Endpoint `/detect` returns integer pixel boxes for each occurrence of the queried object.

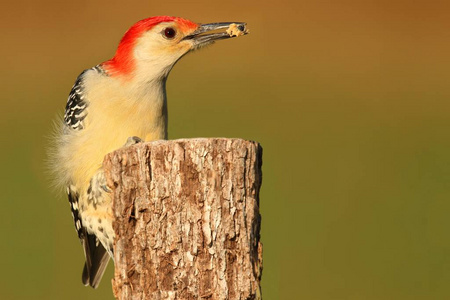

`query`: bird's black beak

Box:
[183,22,248,45]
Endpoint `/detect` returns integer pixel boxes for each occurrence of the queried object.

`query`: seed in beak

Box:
[226,23,248,37]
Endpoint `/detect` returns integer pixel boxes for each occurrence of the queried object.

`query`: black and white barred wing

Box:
[64,70,89,130]
[64,66,110,288]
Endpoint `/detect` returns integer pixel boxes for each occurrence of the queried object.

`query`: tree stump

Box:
[103,138,263,300]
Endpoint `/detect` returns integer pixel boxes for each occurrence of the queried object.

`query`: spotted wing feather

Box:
[64,70,89,130]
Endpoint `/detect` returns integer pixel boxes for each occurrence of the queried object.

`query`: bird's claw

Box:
[101,184,112,193]
[123,136,143,147]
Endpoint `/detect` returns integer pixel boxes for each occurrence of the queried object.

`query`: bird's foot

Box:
[123,136,143,147]
[87,169,112,206]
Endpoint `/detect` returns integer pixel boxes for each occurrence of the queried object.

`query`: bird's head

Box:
[104,16,247,79]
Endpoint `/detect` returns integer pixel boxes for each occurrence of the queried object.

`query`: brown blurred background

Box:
[1,0,450,299]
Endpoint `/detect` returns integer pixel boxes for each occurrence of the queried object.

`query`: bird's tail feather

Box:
[81,233,111,289]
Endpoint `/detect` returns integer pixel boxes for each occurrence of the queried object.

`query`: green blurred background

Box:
[1,0,450,299]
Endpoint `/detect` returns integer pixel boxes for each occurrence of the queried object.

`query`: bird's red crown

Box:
[104,16,198,75]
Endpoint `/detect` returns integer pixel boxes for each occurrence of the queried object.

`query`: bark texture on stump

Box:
[103,138,263,300]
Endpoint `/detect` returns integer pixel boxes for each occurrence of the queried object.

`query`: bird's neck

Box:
[101,62,171,140]
[134,77,168,141]
[132,64,173,139]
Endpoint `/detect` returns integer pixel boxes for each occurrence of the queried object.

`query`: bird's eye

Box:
[164,27,176,39]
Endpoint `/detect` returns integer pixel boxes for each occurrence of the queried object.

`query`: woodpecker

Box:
[50,16,248,288]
